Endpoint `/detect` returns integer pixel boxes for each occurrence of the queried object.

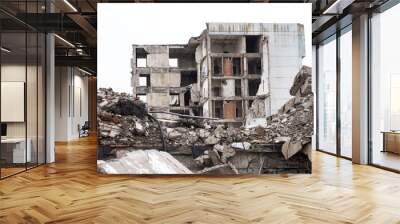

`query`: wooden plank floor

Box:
[1,136,400,224]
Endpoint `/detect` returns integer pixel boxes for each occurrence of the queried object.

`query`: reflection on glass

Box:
[1,32,27,177]
[318,36,337,154]
[27,31,38,169]
[38,33,46,165]
[371,4,400,171]
[0,1,47,179]
[340,29,352,158]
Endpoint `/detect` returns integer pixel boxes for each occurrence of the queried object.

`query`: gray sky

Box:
[98,3,312,93]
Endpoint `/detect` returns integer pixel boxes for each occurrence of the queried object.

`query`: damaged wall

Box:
[145,46,169,68]
[205,23,305,120]
[150,72,181,87]
[131,23,306,127]
[210,36,245,53]
[132,44,198,114]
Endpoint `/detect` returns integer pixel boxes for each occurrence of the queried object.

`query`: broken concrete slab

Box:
[97,149,192,174]
[204,135,220,145]
[231,142,251,150]
[281,140,303,160]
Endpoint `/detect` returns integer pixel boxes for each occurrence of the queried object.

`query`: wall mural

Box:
[97,5,312,175]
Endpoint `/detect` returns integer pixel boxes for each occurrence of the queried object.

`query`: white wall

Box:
[1,63,46,163]
[55,67,89,141]
[267,25,305,114]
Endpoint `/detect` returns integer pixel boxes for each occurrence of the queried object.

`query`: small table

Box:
[1,138,31,163]
[381,131,400,154]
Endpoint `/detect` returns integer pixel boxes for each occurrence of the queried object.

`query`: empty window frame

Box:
[137,58,147,67]
[235,80,242,96]
[232,57,241,76]
[249,99,254,108]
[169,58,178,67]
[170,94,180,106]
[212,86,222,97]
[210,37,242,53]
[139,74,150,87]
[236,101,243,118]
[136,47,148,67]
[212,57,222,76]
[180,71,197,87]
[247,57,261,74]
[213,100,223,119]
[245,36,260,53]
[211,80,222,97]
[248,79,261,96]
[184,91,191,106]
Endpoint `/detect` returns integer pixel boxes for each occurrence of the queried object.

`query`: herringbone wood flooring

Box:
[1,136,400,224]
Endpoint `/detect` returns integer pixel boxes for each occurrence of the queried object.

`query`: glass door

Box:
[370,3,400,171]
[317,35,337,155]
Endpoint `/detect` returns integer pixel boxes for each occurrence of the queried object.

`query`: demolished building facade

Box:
[97,64,313,174]
[97,22,312,175]
[131,23,305,126]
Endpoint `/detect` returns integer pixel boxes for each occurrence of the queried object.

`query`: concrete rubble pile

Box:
[265,65,313,160]
[97,66,313,174]
[97,88,162,147]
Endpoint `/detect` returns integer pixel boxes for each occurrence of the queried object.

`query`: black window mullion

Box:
[36,0,39,167]
[0,25,2,179]
[315,45,320,151]
[336,28,341,157]
[25,0,28,171]
[367,11,373,165]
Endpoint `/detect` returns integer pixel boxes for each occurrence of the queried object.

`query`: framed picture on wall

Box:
[97,3,313,175]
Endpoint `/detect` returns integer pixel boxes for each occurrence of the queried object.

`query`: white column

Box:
[46,32,55,163]
[352,14,369,164]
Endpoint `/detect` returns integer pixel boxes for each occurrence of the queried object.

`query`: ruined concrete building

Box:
[131,23,305,126]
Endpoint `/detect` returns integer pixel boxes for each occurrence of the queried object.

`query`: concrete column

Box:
[46,32,55,163]
[131,47,137,96]
[206,34,212,117]
[242,57,248,117]
[352,14,369,164]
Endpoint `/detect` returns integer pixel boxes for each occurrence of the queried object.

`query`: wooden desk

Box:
[1,138,31,163]
[382,131,400,154]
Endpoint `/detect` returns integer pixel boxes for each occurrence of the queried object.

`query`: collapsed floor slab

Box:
[97,149,192,174]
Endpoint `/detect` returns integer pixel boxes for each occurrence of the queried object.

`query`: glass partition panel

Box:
[1,31,27,177]
[27,30,38,169]
[317,36,337,154]
[339,28,352,158]
[371,4,400,171]
[0,1,46,179]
